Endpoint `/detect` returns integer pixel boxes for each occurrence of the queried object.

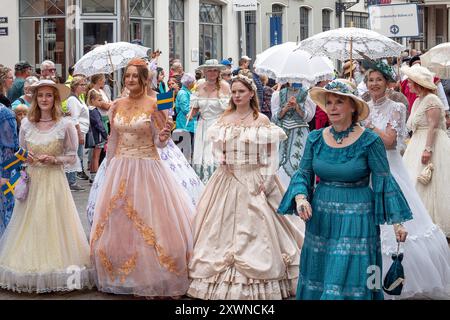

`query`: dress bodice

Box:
[191,94,230,121]
[207,121,287,167]
[407,94,446,132]
[113,109,160,160]
[366,96,408,152]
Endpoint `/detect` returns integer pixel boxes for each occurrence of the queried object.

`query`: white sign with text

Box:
[369,4,419,37]
[232,0,257,12]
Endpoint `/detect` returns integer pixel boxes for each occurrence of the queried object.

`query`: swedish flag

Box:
[157,90,175,111]
[2,170,21,197]
[1,148,28,172]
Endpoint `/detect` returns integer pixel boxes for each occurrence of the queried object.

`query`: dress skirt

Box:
[298,182,384,300]
[403,128,450,236]
[90,156,194,297]
[188,164,304,300]
[0,165,94,293]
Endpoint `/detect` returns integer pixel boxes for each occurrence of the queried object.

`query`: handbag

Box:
[383,243,405,296]
[417,162,433,185]
[84,130,96,149]
[14,169,30,202]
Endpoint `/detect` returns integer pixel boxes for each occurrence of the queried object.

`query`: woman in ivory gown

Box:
[187,75,304,300]
[364,63,450,299]
[90,58,194,297]
[402,64,450,238]
[0,80,94,293]
[190,59,231,183]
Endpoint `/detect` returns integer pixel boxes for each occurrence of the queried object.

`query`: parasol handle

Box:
[349,21,354,82]
[349,37,353,81]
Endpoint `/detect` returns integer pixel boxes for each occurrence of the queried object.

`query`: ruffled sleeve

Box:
[58,119,78,165]
[422,94,444,112]
[367,134,412,225]
[277,129,322,215]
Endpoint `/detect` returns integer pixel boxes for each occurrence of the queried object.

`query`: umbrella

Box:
[297,27,405,62]
[73,41,151,77]
[254,42,335,87]
[420,42,450,79]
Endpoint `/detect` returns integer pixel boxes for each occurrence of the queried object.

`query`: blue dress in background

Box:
[0,104,18,237]
[278,128,412,300]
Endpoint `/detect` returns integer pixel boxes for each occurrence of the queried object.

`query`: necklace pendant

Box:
[336,138,343,144]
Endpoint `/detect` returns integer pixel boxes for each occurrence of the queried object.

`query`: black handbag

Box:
[383,242,405,296]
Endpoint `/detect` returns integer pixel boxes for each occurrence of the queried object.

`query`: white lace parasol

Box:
[420,42,450,79]
[297,27,406,61]
[254,42,335,87]
[73,42,150,77]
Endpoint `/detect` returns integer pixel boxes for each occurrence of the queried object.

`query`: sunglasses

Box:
[222,73,232,76]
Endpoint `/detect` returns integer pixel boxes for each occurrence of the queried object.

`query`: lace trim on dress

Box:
[207,121,287,144]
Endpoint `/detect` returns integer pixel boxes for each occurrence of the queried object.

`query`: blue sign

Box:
[270,16,282,47]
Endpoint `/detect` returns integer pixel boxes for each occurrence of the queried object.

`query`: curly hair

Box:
[0,66,12,94]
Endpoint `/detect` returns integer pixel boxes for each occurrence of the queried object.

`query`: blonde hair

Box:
[70,75,86,91]
[28,86,63,123]
[86,88,102,106]
[0,66,12,94]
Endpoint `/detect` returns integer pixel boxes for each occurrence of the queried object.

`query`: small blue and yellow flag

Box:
[1,148,28,172]
[2,170,21,197]
[157,90,175,111]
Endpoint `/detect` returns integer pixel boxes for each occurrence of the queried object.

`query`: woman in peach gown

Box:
[90,58,194,297]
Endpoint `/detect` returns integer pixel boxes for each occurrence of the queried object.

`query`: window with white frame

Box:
[81,0,115,14]
[169,0,185,65]
[322,9,331,32]
[199,2,223,64]
[19,0,66,77]
[130,0,155,49]
[300,7,310,40]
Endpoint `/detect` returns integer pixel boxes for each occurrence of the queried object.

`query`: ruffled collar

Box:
[372,95,388,106]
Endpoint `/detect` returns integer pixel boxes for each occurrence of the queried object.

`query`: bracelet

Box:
[394,223,404,227]
[295,194,307,202]
[424,146,433,153]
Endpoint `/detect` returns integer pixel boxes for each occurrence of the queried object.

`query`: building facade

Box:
[0,0,447,78]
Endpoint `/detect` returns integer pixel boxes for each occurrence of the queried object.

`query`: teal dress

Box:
[278,128,412,300]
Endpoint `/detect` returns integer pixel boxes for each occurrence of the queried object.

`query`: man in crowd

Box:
[7,61,32,102]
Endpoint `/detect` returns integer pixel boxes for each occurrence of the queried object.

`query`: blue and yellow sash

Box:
[1,148,28,197]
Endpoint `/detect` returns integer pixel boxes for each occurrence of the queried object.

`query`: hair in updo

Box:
[124,58,149,93]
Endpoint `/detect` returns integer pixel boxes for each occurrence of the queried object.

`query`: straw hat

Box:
[309,78,370,121]
[400,64,437,91]
[343,61,356,75]
[30,79,71,100]
[197,59,227,71]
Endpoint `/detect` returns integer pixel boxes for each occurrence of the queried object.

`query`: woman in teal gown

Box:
[278,79,412,300]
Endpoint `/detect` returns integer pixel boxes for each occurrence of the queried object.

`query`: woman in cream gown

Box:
[0,80,94,293]
[402,65,450,237]
[188,75,304,300]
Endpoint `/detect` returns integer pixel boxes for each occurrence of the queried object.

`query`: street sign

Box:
[232,0,257,12]
[369,4,419,38]
[0,27,8,36]
[0,17,7,24]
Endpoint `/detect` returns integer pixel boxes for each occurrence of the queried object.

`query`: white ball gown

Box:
[367,97,450,299]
